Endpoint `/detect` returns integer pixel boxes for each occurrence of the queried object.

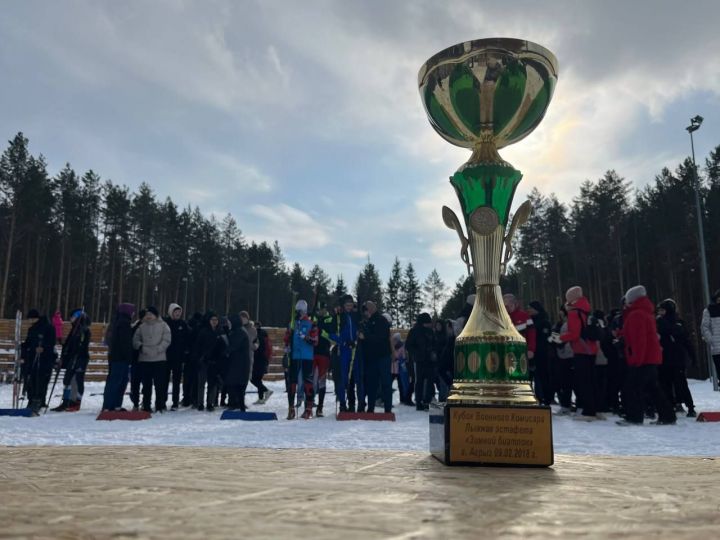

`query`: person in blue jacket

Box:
[330,294,361,413]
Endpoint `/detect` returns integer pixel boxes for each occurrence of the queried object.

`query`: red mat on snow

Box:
[336,412,395,421]
[96,410,152,421]
[696,412,720,422]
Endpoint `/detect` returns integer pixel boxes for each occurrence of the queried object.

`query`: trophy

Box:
[419,38,558,466]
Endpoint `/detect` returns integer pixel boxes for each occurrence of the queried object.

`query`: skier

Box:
[132,306,172,413]
[102,303,135,411]
[284,299,317,419]
[657,299,696,417]
[52,310,91,412]
[330,294,360,413]
[165,303,190,411]
[21,309,56,415]
[312,303,334,417]
[617,286,676,426]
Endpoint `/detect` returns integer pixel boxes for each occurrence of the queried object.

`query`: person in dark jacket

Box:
[52,310,91,412]
[405,312,435,411]
[251,321,273,405]
[193,311,220,411]
[312,306,334,416]
[182,312,203,407]
[102,303,135,411]
[225,313,251,410]
[657,299,696,417]
[528,301,552,406]
[617,286,676,426]
[359,301,393,414]
[438,320,455,402]
[551,306,574,413]
[606,307,626,414]
[165,303,190,411]
[21,309,57,415]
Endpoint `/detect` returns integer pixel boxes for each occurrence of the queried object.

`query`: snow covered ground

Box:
[2,379,720,456]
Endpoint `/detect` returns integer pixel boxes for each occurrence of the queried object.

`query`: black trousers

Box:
[607,357,626,411]
[713,355,720,382]
[534,354,552,405]
[183,359,198,406]
[130,360,142,407]
[624,365,676,424]
[414,362,435,407]
[555,357,573,408]
[141,361,168,411]
[659,363,694,409]
[167,360,183,407]
[365,355,393,413]
[573,354,596,416]
[251,358,268,398]
[197,363,218,408]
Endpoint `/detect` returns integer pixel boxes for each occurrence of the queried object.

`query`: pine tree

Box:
[400,262,422,326]
[422,269,446,317]
[385,257,402,326]
[440,275,474,320]
[355,260,383,310]
[332,275,348,306]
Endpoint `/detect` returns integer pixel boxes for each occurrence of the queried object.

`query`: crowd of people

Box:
[15,283,720,424]
[505,284,720,425]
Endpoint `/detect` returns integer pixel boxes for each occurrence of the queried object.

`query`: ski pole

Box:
[45,365,61,414]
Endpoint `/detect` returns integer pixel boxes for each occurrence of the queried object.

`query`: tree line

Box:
[0,132,448,327]
[441,144,720,376]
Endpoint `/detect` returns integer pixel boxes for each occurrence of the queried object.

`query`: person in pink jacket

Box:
[52,310,64,344]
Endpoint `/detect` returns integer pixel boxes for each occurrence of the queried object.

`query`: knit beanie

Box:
[624,285,647,306]
[117,303,135,317]
[27,308,40,319]
[146,306,159,317]
[294,301,307,314]
[529,301,545,313]
[565,286,583,304]
[417,312,432,325]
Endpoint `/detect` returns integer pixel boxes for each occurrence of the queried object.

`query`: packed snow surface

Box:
[2,380,720,456]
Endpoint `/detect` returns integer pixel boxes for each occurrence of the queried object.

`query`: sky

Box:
[1,0,720,293]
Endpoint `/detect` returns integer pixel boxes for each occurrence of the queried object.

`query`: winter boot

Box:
[51,399,70,412]
[687,407,697,418]
[287,406,296,420]
[316,406,324,417]
[301,400,313,419]
[263,389,274,403]
[66,399,81,412]
[339,402,348,413]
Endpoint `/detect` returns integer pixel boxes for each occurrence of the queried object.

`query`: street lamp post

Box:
[686,114,716,389]
[182,277,189,313]
[255,267,261,320]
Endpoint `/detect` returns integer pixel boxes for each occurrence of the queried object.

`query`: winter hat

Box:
[27,308,40,319]
[624,285,647,306]
[239,310,250,321]
[146,306,159,317]
[529,301,545,313]
[167,303,182,317]
[117,303,135,317]
[70,308,84,320]
[417,312,432,325]
[229,313,242,330]
[295,300,308,313]
[659,299,677,315]
[565,286,583,304]
[466,294,476,305]
[341,294,354,305]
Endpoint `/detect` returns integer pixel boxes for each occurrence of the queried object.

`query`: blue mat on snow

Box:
[0,408,34,417]
[220,410,278,421]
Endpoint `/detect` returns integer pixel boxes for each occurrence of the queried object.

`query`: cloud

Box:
[347,249,369,259]
[248,203,331,249]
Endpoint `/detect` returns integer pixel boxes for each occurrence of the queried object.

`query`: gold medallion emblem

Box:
[520,354,528,375]
[505,352,517,374]
[485,351,500,373]
[467,351,480,374]
[455,351,466,374]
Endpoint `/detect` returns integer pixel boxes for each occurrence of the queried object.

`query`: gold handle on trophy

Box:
[442,206,472,276]
[501,200,532,274]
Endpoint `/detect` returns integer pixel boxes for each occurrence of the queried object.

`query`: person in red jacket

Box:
[503,293,536,358]
[617,286,676,426]
[558,286,600,421]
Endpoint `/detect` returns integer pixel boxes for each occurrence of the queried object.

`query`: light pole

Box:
[182,276,188,312]
[686,114,715,389]
[255,266,261,320]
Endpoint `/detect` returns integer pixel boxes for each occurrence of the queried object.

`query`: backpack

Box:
[579,311,603,342]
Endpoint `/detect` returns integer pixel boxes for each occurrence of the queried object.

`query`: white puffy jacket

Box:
[701,304,720,356]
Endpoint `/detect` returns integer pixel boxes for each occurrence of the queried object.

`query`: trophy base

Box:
[430,399,554,467]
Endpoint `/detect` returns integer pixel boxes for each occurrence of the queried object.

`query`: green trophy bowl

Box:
[419,38,558,466]
[419,37,558,155]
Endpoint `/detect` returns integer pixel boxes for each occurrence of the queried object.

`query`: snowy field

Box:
[2,379,720,456]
